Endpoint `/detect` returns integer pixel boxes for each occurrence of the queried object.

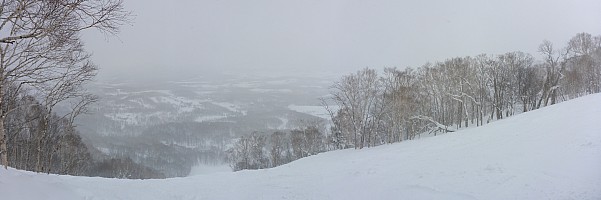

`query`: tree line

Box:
[0,0,146,178]
[227,123,328,171]
[325,32,601,149]
[3,85,165,178]
[3,88,91,175]
[227,32,600,171]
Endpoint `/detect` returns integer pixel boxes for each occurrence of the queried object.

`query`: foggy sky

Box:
[82,0,601,80]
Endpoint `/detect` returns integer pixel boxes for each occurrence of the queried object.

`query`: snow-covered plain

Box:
[2,94,601,200]
[288,104,338,119]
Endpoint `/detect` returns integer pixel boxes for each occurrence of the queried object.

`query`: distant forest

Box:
[228,32,601,171]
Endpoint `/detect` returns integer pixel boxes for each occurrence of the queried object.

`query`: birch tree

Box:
[323,32,599,151]
[564,33,601,96]
[329,68,382,148]
[537,40,571,108]
[0,0,130,169]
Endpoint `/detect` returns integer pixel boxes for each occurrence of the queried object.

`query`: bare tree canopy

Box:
[325,33,601,149]
[0,0,131,169]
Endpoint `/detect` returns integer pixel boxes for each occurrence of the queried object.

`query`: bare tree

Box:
[536,40,571,108]
[380,67,418,142]
[269,131,287,167]
[228,136,251,171]
[329,68,382,149]
[564,33,601,95]
[322,32,600,152]
[0,0,130,169]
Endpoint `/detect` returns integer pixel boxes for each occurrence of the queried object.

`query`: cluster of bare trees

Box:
[326,33,601,149]
[228,125,327,171]
[228,33,600,170]
[2,89,92,175]
[0,0,129,172]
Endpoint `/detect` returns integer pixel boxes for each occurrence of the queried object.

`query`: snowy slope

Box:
[2,94,601,200]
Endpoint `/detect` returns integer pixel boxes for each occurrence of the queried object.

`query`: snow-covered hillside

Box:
[2,94,601,200]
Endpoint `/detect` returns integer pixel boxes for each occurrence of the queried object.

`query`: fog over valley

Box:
[1,0,600,199]
[73,73,335,177]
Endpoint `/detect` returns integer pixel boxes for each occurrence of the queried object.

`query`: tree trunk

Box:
[0,91,7,169]
[0,115,7,169]
[36,117,48,172]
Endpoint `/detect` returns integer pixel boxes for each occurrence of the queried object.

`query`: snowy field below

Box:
[2,94,601,200]
[288,104,339,119]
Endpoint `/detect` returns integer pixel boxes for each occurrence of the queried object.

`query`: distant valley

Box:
[72,73,337,177]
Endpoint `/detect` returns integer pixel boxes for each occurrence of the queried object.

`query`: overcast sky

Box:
[82,0,601,80]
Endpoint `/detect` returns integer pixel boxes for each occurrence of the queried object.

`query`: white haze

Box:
[81,0,601,81]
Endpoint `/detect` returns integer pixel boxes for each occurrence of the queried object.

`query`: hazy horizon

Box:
[82,0,601,81]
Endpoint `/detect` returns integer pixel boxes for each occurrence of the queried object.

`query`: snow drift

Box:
[1,94,601,200]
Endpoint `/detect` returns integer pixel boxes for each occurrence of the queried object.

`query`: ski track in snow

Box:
[2,94,601,200]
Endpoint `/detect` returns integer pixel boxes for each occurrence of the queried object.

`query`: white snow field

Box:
[2,94,601,200]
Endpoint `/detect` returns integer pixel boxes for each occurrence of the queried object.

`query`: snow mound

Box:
[2,94,601,200]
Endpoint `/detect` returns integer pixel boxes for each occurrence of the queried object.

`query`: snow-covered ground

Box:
[194,115,228,122]
[188,164,231,176]
[2,94,601,200]
[288,104,338,119]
